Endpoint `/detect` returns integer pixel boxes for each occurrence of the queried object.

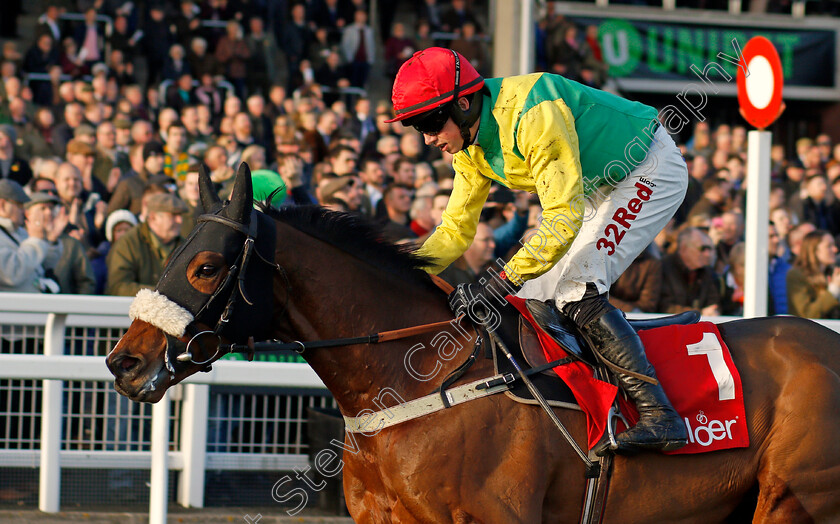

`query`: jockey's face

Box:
[418,97,477,154]
[422,117,465,154]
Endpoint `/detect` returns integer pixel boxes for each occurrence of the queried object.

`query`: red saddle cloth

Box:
[508,297,749,454]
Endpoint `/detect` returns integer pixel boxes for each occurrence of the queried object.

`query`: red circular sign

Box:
[737,36,784,130]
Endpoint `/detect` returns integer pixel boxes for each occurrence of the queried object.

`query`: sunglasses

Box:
[410,105,450,136]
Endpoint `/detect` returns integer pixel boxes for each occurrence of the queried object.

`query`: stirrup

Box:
[591,406,630,456]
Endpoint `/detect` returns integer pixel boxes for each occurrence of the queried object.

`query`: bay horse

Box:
[107,164,840,522]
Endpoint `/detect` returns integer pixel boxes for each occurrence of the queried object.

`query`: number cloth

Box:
[638,322,749,454]
[511,296,749,453]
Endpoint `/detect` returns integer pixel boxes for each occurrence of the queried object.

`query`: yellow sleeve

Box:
[504,100,584,284]
[415,153,491,274]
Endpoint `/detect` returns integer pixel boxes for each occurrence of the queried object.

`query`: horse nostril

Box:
[119,356,140,374]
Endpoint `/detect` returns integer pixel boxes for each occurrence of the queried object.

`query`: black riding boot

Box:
[580,308,687,455]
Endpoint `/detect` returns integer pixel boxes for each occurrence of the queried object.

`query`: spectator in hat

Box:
[113,118,132,155]
[73,123,97,145]
[0,180,65,293]
[106,193,188,296]
[91,209,138,295]
[318,174,352,208]
[0,125,33,187]
[108,142,167,216]
[332,174,365,213]
[26,192,95,295]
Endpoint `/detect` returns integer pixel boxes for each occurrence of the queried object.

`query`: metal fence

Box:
[0,293,331,523]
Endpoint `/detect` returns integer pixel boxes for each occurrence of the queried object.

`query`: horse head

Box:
[106,163,278,402]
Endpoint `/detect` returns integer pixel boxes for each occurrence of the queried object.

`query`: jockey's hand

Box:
[447,272,521,328]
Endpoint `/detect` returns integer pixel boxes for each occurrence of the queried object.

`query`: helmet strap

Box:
[450,90,483,146]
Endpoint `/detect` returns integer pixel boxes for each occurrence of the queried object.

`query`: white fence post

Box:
[744,130,771,318]
[178,383,209,508]
[149,392,170,524]
[39,313,65,513]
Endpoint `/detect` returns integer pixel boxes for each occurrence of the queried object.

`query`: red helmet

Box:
[386,47,485,123]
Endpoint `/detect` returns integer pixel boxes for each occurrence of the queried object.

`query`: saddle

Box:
[491,299,700,408]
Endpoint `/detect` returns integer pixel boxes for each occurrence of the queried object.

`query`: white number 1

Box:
[685,332,735,401]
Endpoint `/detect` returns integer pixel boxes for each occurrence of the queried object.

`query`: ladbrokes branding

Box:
[683,411,739,447]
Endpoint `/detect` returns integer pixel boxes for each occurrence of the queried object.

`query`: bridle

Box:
[162,207,290,378]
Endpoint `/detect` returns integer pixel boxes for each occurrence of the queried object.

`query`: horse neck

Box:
[273,222,473,416]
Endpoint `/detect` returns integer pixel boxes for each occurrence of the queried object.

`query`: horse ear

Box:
[198,163,220,212]
[227,162,253,225]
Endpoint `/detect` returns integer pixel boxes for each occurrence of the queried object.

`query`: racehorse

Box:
[107,164,840,523]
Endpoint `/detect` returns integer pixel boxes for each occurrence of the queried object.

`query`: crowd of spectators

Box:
[0,1,837,322]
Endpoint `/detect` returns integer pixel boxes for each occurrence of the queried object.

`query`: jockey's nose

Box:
[423,133,436,146]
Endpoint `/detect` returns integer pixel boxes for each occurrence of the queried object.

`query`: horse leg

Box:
[753,363,840,523]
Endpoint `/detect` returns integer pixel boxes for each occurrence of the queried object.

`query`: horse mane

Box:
[260,204,443,294]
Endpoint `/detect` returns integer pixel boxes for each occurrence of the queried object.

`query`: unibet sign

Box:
[591,17,833,87]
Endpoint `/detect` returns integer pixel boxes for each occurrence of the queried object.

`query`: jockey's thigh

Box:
[519,125,688,309]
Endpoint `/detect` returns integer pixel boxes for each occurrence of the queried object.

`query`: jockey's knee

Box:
[562,283,615,328]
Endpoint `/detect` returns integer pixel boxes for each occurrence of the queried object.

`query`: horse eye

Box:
[196,264,218,278]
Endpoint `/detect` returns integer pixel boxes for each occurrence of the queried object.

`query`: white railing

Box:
[0,293,327,524]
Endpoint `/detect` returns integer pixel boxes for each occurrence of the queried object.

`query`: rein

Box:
[219,318,462,359]
[218,276,463,358]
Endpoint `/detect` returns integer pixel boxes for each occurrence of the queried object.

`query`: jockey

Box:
[387,47,689,455]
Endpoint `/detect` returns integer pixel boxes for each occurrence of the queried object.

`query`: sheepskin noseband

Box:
[129,289,195,338]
